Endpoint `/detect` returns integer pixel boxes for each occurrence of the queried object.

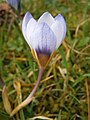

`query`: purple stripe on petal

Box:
[30,22,57,54]
[36,46,51,56]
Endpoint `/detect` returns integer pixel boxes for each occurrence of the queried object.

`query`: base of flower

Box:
[37,53,50,67]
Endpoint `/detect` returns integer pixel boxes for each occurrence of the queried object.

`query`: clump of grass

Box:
[0,0,90,120]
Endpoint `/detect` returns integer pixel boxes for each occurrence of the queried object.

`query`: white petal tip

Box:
[38,11,54,26]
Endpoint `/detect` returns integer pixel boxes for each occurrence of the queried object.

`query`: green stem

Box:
[10,67,44,117]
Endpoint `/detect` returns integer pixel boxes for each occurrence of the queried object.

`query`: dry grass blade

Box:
[41,75,54,83]
[27,116,53,120]
[75,18,90,37]
[85,80,90,120]
[89,96,90,120]
[88,91,90,120]
[2,86,12,115]
[57,66,67,80]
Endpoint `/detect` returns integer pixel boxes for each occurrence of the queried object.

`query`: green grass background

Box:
[0,0,90,120]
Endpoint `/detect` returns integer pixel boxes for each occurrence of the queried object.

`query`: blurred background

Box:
[0,0,90,120]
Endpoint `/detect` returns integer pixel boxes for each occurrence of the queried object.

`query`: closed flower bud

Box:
[22,12,66,68]
[6,0,21,13]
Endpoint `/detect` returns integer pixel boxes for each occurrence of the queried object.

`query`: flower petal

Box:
[38,12,55,27]
[26,18,37,47]
[7,0,20,11]
[29,22,57,54]
[51,14,66,48]
[22,12,33,42]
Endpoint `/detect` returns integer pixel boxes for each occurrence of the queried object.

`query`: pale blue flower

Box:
[6,0,20,13]
[22,12,66,67]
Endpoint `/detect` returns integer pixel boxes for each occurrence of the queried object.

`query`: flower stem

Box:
[10,67,44,117]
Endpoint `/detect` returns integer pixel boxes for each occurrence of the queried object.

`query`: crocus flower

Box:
[22,12,66,68]
[10,12,66,117]
[6,0,20,13]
